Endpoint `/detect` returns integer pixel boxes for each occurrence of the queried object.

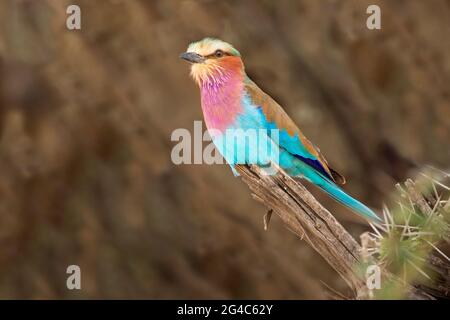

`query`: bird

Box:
[180,37,380,221]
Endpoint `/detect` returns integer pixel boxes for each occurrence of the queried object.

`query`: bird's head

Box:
[180,38,244,86]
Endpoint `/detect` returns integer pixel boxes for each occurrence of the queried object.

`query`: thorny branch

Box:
[236,164,436,299]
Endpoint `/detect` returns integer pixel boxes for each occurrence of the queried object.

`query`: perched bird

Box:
[180,37,379,221]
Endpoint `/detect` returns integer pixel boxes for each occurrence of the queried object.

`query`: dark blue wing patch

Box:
[293,154,334,181]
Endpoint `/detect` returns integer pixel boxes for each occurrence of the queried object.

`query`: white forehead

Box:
[187,38,239,57]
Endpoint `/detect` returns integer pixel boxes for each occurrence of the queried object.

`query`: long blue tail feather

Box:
[315,176,381,221]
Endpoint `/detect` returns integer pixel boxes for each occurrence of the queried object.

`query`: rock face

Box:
[0,0,448,298]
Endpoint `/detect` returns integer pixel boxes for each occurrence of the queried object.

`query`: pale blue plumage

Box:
[214,83,380,221]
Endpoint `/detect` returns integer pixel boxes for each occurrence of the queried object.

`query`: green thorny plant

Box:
[359,167,450,299]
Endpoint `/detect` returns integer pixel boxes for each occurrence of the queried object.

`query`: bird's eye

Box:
[214,50,224,58]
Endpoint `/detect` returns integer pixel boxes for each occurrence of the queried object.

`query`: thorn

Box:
[264,209,273,231]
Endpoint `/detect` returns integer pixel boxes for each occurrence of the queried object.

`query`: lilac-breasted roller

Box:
[180,38,379,221]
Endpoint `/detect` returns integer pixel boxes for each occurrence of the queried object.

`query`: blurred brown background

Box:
[0,0,449,299]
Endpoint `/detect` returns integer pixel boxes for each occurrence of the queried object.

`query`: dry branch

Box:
[236,164,434,299]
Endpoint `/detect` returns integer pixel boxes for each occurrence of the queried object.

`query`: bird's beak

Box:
[179,52,205,64]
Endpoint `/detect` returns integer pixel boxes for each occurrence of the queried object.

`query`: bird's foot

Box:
[230,165,240,177]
